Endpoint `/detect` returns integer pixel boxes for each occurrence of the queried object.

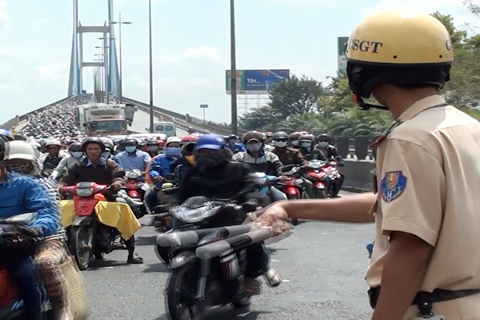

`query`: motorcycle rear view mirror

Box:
[113,170,126,178]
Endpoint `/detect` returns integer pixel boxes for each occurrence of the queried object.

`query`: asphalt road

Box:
[130,109,188,137]
[82,192,375,320]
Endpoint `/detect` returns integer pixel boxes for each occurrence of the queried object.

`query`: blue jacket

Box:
[114,150,152,171]
[225,143,246,154]
[0,172,59,236]
[149,155,176,179]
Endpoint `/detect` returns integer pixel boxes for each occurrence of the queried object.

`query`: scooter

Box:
[302,160,329,199]
[61,171,130,270]
[123,169,149,219]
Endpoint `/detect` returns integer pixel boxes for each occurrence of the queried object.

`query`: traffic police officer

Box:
[253,10,480,320]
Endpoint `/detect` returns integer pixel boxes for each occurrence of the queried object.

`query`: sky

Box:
[0,0,476,124]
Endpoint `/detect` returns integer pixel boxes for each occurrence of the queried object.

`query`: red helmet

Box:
[181,134,200,145]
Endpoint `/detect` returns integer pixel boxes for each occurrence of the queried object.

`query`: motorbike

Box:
[146,169,178,232]
[156,196,287,320]
[61,171,130,270]
[251,172,299,225]
[251,172,279,205]
[321,161,343,198]
[122,169,149,219]
[0,213,52,320]
[302,160,329,199]
[276,165,308,200]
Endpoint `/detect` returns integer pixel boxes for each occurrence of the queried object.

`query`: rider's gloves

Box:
[16,225,44,238]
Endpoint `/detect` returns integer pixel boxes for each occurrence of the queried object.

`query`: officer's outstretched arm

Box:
[279,192,376,223]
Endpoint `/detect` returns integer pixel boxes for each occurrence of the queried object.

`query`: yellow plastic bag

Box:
[61,200,141,239]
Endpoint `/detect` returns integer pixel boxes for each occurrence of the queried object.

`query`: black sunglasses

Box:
[273,138,287,142]
[318,140,328,142]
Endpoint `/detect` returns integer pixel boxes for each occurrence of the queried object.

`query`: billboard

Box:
[225,69,290,94]
[338,37,349,78]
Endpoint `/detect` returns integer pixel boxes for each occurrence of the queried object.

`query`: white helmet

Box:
[45,139,61,148]
[4,141,37,161]
[166,136,181,146]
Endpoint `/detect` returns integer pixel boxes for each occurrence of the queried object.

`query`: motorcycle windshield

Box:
[171,203,222,223]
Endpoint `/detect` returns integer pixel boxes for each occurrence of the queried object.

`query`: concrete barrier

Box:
[339,159,375,193]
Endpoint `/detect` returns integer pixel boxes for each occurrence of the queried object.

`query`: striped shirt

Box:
[38,176,67,241]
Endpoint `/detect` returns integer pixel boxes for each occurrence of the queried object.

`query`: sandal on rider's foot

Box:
[243,278,262,296]
[127,254,144,264]
[263,267,282,288]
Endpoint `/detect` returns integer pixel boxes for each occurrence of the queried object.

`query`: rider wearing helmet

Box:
[233,131,283,177]
[100,137,115,159]
[298,134,322,161]
[170,134,200,180]
[316,134,344,166]
[225,134,246,154]
[147,136,182,184]
[3,140,73,320]
[114,137,151,171]
[59,137,143,264]
[41,139,63,177]
[0,135,59,320]
[145,138,161,157]
[271,131,308,166]
[288,132,302,149]
[50,142,85,180]
[175,133,281,296]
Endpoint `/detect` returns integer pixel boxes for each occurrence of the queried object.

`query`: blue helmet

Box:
[195,134,225,151]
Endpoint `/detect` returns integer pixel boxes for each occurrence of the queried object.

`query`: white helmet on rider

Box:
[45,139,62,148]
[4,141,37,161]
[166,136,181,146]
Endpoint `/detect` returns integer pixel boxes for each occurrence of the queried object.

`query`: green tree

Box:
[268,75,328,117]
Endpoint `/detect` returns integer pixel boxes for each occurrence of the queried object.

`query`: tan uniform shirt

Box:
[366,95,480,293]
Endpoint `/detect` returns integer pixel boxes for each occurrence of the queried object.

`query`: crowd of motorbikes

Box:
[0,128,346,320]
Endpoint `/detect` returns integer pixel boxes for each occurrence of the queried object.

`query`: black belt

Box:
[368,287,480,316]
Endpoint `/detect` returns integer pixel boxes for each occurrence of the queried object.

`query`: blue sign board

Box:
[226,69,290,94]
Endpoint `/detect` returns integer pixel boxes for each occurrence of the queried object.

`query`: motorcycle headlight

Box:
[76,188,94,197]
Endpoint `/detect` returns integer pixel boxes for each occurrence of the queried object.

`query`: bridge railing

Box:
[121,96,248,136]
[1,96,74,130]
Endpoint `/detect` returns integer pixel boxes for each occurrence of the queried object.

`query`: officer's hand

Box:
[253,203,290,235]
[110,183,122,192]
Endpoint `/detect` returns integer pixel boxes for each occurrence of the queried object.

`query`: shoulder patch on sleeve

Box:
[381,170,407,203]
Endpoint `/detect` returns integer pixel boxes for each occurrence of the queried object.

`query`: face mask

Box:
[185,155,196,165]
[195,150,227,167]
[246,142,262,152]
[6,163,34,175]
[148,146,159,152]
[70,151,83,159]
[165,147,181,157]
[300,142,312,148]
[274,141,287,148]
[291,141,299,147]
[318,142,328,148]
[102,151,111,159]
[125,146,137,153]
